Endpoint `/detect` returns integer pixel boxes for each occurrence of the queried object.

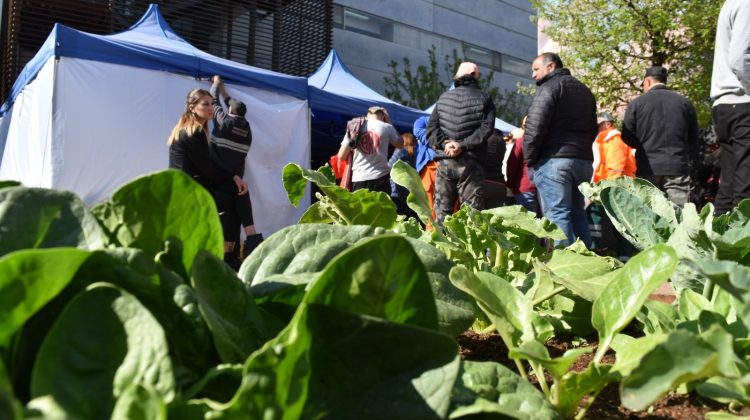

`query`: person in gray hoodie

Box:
[711,0,750,214]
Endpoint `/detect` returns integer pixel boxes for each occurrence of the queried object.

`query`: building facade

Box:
[331,0,537,106]
[0,0,332,103]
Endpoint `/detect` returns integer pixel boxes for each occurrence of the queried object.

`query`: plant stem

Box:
[480,324,496,334]
[593,336,611,365]
[533,285,567,307]
[494,244,505,269]
[702,278,714,300]
[531,362,551,398]
[575,386,605,420]
[514,359,529,381]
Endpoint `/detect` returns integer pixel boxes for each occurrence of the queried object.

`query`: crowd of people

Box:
[166,0,749,268]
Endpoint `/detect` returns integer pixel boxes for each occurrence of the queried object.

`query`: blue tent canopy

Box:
[308,50,427,131]
[1,4,308,116]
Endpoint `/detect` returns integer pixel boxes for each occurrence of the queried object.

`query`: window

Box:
[464,45,493,68]
[333,4,343,28]
[342,8,393,41]
[502,55,531,78]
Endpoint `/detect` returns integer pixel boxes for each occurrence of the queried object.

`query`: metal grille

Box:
[1,0,332,103]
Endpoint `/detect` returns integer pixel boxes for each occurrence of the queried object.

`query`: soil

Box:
[457,330,747,419]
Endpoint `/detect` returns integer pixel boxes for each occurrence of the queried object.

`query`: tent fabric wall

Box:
[0,4,311,236]
[1,57,309,236]
[0,59,56,187]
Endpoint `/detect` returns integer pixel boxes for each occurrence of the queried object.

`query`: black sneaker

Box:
[243,233,264,259]
[223,252,241,271]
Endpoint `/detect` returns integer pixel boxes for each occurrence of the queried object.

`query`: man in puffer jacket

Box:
[524,52,597,248]
[427,62,496,225]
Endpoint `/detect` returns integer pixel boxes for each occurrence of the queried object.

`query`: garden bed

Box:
[458,331,742,419]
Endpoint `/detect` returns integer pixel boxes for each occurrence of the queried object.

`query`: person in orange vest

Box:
[592,111,636,182]
[589,111,637,259]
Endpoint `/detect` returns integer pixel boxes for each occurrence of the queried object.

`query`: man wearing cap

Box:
[426,62,496,224]
[210,75,262,269]
[622,66,698,206]
[711,0,750,214]
[524,52,597,248]
[337,106,402,194]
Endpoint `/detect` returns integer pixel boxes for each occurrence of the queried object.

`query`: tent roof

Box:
[1,4,307,115]
[308,49,426,130]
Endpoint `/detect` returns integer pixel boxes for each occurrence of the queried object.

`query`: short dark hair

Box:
[539,52,564,69]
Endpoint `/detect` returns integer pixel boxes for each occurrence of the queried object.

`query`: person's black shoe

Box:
[223,252,241,271]
[243,233,264,259]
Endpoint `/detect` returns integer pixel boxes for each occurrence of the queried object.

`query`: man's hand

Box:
[212,75,222,85]
[444,140,462,157]
[233,175,248,196]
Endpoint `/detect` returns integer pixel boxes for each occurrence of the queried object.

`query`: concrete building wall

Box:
[331,0,537,102]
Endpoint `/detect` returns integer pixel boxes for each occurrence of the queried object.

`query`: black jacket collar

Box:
[536,68,571,86]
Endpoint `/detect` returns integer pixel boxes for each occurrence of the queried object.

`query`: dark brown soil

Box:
[457,331,746,419]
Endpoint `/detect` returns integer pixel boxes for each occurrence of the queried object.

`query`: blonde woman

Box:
[168,88,247,267]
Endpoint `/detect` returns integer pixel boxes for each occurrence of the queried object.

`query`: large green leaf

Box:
[303,235,438,330]
[191,251,280,364]
[111,384,167,420]
[697,377,750,406]
[620,328,727,411]
[707,200,750,263]
[483,205,567,241]
[241,224,475,337]
[282,163,397,228]
[95,170,224,273]
[591,244,678,361]
[0,186,105,257]
[554,363,613,418]
[581,178,677,250]
[0,248,91,346]
[637,299,679,335]
[390,160,435,228]
[215,304,460,419]
[610,333,668,377]
[31,285,175,419]
[450,267,554,351]
[449,360,560,419]
[691,259,750,302]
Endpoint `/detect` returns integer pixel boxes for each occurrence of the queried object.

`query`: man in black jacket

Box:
[427,62,496,225]
[622,66,698,206]
[524,52,597,248]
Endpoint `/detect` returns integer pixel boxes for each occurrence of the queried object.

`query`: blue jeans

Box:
[533,158,593,248]
[515,191,538,214]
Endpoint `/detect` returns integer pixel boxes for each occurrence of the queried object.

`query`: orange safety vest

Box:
[592,127,636,183]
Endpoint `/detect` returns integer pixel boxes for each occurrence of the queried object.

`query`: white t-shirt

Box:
[341,119,400,182]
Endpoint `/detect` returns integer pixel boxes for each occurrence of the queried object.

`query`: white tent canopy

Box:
[0,4,310,236]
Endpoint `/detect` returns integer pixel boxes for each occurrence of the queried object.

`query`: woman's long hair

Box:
[168,88,211,145]
[402,132,415,157]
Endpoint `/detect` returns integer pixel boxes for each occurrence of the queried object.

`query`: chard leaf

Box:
[390,159,436,229]
[450,267,554,350]
[0,186,105,257]
[509,341,591,380]
[298,201,334,224]
[449,360,560,419]
[95,170,224,274]
[483,205,566,241]
[678,288,713,321]
[282,163,397,228]
[31,285,175,419]
[303,235,438,329]
[621,328,728,410]
[697,377,750,406]
[0,248,91,346]
[637,299,679,335]
[242,224,475,337]
[0,180,21,189]
[191,251,280,364]
[592,244,678,361]
[610,333,668,377]
[554,363,613,419]
[111,384,167,420]
[691,259,750,302]
[216,305,460,419]
[183,364,243,403]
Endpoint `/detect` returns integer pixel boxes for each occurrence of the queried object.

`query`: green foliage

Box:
[531,0,721,126]
[383,45,531,125]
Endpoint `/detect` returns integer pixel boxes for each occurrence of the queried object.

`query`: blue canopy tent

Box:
[0,4,310,235]
[307,49,427,169]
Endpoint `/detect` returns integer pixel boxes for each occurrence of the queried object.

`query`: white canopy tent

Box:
[0,4,310,236]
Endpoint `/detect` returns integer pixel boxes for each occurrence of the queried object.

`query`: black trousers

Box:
[713,102,750,214]
[351,174,390,195]
[213,181,254,240]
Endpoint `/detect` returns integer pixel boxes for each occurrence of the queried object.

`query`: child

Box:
[209,75,263,266]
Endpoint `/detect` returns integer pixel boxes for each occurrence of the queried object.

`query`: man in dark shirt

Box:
[524,52,597,247]
[622,66,698,207]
